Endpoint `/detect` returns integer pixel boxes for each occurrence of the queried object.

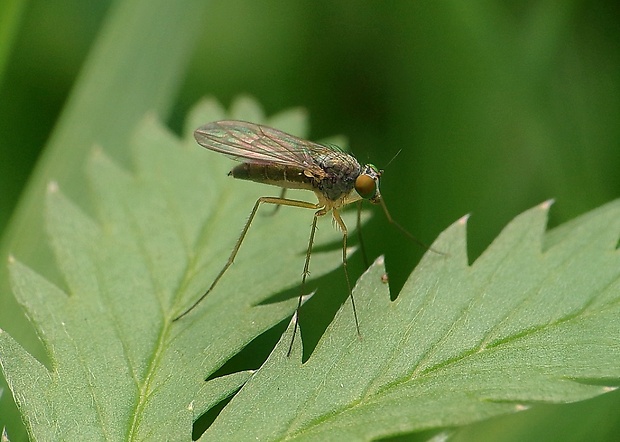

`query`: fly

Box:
[174,120,423,356]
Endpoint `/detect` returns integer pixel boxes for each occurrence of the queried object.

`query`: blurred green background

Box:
[1,0,618,440]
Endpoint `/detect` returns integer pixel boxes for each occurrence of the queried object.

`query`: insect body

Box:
[174,120,406,356]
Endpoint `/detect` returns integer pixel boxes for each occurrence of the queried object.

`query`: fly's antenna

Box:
[384,149,402,169]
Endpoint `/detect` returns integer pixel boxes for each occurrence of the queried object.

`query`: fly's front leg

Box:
[174,196,320,321]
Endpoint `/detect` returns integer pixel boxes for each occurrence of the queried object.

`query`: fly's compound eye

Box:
[355,174,377,199]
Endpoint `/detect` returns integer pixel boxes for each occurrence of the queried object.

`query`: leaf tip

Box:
[281,310,304,360]
[458,213,471,225]
[143,111,159,124]
[91,144,104,157]
[300,290,315,305]
[540,199,555,210]
[47,181,59,194]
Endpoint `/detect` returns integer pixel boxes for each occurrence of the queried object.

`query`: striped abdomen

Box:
[229,162,317,192]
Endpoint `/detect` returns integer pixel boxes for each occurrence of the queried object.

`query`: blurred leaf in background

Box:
[1,0,619,440]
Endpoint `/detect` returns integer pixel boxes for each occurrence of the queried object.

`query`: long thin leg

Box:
[267,188,287,215]
[356,201,369,268]
[378,197,445,255]
[332,209,361,338]
[287,208,325,356]
[174,196,321,321]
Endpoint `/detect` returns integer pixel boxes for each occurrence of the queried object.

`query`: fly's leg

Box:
[266,188,287,216]
[356,201,369,268]
[378,197,445,256]
[333,209,361,338]
[287,207,326,357]
[174,196,321,321]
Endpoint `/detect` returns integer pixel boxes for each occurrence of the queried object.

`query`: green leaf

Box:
[2,97,619,440]
[0,0,27,88]
[0,97,349,440]
[202,200,620,441]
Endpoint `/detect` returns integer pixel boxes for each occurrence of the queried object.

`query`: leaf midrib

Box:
[125,175,236,439]
[283,293,619,440]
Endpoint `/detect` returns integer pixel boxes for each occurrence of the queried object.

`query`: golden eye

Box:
[355,174,376,199]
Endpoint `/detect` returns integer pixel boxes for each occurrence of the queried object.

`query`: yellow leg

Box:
[356,201,369,268]
[378,197,445,255]
[332,209,361,338]
[174,196,321,321]
[287,207,327,356]
[266,188,287,216]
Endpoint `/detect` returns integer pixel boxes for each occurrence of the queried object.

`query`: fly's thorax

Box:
[314,150,362,202]
[229,162,316,191]
[354,164,383,204]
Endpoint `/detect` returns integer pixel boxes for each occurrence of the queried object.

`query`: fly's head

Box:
[355,164,383,204]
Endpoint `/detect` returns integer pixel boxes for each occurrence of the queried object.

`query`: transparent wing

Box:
[194,120,348,176]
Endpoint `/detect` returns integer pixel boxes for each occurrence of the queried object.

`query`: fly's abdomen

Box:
[229,163,316,191]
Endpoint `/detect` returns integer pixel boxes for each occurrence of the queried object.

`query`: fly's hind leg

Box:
[265,188,287,216]
[174,196,321,321]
